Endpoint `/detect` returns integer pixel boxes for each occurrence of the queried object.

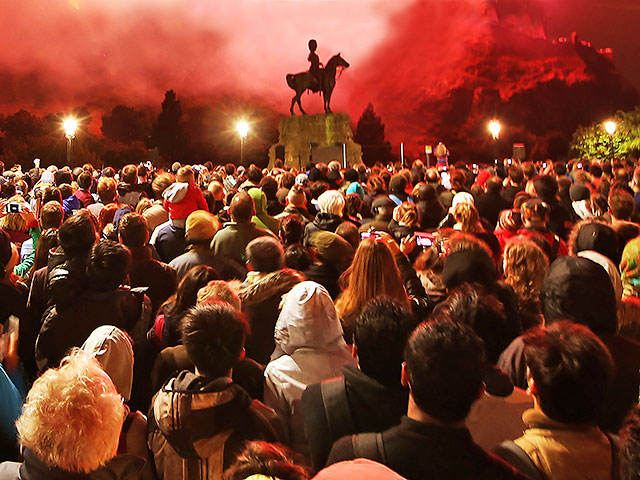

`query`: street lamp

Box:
[236,120,249,165]
[605,120,617,161]
[489,120,501,164]
[63,117,78,165]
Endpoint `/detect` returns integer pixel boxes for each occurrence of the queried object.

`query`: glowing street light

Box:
[489,120,501,140]
[605,120,617,161]
[236,120,249,164]
[604,120,617,136]
[63,117,78,165]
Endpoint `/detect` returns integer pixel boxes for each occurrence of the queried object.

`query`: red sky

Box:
[0,0,638,143]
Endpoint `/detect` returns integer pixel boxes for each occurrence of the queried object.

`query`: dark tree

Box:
[102,105,150,144]
[150,90,185,164]
[0,110,47,139]
[354,103,393,166]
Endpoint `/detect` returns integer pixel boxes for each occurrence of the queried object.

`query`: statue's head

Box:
[308,39,317,51]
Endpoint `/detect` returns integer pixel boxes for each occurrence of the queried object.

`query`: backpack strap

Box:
[320,377,355,441]
[351,432,387,464]
[494,440,544,480]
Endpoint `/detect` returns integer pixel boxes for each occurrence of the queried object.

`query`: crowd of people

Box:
[1,155,640,479]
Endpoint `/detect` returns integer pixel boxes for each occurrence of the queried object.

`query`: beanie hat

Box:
[575,222,620,265]
[388,174,407,194]
[287,187,307,208]
[310,231,354,267]
[541,256,617,334]
[570,183,591,202]
[295,173,309,186]
[577,250,622,305]
[186,210,219,243]
[442,249,497,289]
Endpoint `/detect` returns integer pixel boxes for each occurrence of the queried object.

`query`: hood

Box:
[153,372,251,459]
[248,188,267,215]
[313,212,343,232]
[82,325,134,401]
[271,281,346,359]
[163,182,190,204]
[238,269,305,307]
[577,250,622,305]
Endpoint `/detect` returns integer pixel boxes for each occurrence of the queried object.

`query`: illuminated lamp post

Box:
[236,120,249,165]
[605,120,617,162]
[63,117,78,165]
[489,120,501,164]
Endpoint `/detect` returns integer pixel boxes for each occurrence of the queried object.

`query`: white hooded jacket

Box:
[264,281,356,456]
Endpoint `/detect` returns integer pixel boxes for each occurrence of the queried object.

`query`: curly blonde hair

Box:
[452,203,482,233]
[503,238,549,307]
[396,202,420,227]
[16,351,124,473]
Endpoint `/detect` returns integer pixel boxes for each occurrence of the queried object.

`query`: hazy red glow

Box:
[0,0,638,155]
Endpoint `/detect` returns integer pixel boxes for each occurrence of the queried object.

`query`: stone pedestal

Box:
[269,113,362,170]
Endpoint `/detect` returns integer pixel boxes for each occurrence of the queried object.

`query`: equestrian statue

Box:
[286,39,350,115]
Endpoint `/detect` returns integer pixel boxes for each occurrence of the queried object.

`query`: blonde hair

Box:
[396,202,419,227]
[135,197,154,215]
[16,351,124,473]
[503,238,549,306]
[0,212,27,232]
[335,238,410,331]
[452,203,482,233]
[177,166,195,183]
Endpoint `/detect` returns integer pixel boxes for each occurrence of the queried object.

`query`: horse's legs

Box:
[297,94,306,115]
[324,89,333,113]
[290,96,296,115]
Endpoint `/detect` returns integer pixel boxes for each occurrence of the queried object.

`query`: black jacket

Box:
[327,416,527,480]
[302,364,408,471]
[303,213,344,246]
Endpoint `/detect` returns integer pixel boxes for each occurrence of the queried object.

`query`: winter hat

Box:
[578,250,622,305]
[450,192,474,211]
[287,186,307,208]
[310,231,354,267]
[620,237,640,297]
[442,249,497,289]
[295,173,309,187]
[388,174,407,194]
[575,221,620,265]
[540,256,617,334]
[186,210,219,243]
[82,325,134,401]
[570,183,591,202]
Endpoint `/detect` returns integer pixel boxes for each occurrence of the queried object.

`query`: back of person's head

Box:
[58,183,73,200]
[486,176,502,194]
[185,210,220,244]
[335,221,359,251]
[523,321,613,424]
[502,237,549,304]
[354,298,417,385]
[442,242,497,289]
[452,202,481,233]
[177,166,195,183]
[54,169,73,186]
[246,236,285,272]
[508,166,524,185]
[279,215,305,246]
[181,302,249,378]
[97,177,117,204]
[317,190,345,216]
[541,256,617,334]
[223,441,309,480]
[58,210,97,258]
[77,171,93,190]
[121,164,138,184]
[225,163,236,176]
[284,244,312,272]
[230,191,255,222]
[434,283,510,365]
[40,201,64,229]
[532,175,558,202]
[168,265,219,316]
[152,172,175,199]
[620,406,640,480]
[610,190,635,221]
[197,280,241,311]
[404,320,485,423]
[568,219,620,264]
[450,170,466,191]
[42,186,63,205]
[118,212,149,248]
[396,202,419,227]
[16,351,124,473]
[247,165,263,184]
[553,162,567,177]
[86,239,132,292]
[521,198,550,226]
[280,172,295,190]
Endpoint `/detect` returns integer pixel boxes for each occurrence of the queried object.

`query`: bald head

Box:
[230,191,255,222]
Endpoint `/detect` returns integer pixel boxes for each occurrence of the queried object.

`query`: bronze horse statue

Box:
[286,53,350,115]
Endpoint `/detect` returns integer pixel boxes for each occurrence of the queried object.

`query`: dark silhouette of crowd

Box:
[2,155,640,479]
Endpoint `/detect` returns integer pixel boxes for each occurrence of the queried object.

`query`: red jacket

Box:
[162,182,208,220]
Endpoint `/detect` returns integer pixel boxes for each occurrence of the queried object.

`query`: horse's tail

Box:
[286,73,296,89]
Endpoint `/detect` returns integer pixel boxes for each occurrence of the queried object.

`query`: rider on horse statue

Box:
[307,39,323,93]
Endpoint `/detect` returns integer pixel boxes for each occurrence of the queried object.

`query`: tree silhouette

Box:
[150,90,185,164]
[102,105,150,144]
[354,103,392,166]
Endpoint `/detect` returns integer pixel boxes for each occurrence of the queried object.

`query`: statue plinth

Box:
[269,113,362,170]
